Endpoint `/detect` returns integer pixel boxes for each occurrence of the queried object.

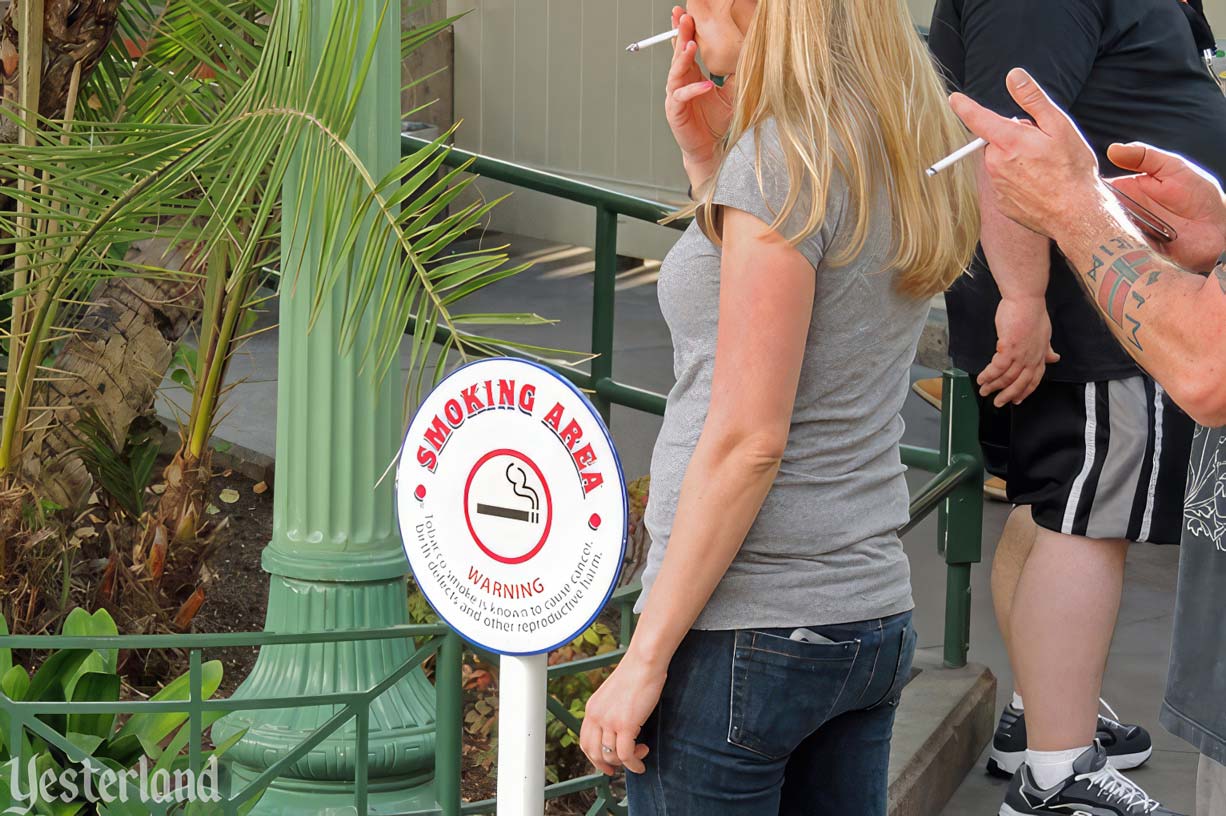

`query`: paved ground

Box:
[163,231,1198,814]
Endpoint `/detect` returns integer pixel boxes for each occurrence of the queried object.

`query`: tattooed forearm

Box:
[1048,197,1226,422]
[1077,238,1163,352]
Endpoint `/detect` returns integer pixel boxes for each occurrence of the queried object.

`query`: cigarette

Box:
[626,28,679,53]
[925,137,987,177]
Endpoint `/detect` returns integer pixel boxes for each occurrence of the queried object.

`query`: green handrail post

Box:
[619,598,635,648]
[7,700,22,772]
[355,706,370,816]
[591,204,619,422]
[938,370,984,668]
[436,630,464,816]
[189,648,202,778]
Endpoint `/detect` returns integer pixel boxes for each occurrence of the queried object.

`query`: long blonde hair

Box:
[694,0,978,299]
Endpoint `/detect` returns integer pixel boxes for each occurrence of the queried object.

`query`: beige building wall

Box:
[1210,0,1226,31]
[447,0,692,259]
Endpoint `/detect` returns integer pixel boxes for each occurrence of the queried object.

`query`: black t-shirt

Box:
[929,0,1226,381]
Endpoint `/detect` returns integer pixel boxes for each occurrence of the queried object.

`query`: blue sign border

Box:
[394,357,630,657]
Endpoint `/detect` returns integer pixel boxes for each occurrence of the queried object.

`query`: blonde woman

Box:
[578,1,978,812]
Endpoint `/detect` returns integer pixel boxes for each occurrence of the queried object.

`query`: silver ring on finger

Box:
[601,745,614,754]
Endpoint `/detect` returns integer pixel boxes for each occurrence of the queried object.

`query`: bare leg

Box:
[1009,526,1128,750]
[990,506,1038,698]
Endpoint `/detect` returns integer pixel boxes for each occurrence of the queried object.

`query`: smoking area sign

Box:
[396,358,628,815]
[395,357,627,656]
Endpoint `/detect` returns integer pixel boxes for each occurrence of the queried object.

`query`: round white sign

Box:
[395,358,628,655]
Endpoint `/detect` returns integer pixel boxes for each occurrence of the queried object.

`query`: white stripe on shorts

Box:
[1062,382,1099,535]
[1137,383,1165,543]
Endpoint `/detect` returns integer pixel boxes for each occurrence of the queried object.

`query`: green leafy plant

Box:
[73,412,162,520]
[0,608,241,814]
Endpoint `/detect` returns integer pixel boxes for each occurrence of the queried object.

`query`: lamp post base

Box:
[224,763,439,816]
[213,573,438,814]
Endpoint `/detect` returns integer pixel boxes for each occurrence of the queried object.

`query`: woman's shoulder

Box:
[724,119,783,168]
[717,119,849,225]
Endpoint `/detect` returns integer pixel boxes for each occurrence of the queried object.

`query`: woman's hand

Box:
[578,653,666,775]
[665,6,735,193]
[1107,142,1226,273]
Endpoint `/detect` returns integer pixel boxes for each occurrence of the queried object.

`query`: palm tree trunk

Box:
[21,243,201,510]
[0,0,121,144]
[0,2,205,513]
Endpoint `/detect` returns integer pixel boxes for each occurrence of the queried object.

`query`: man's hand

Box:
[979,297,1060,406]
[949,68,1106,241]
[1107,142,1226,273]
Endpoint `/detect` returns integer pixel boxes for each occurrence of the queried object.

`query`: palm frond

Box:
[0,0,582,477]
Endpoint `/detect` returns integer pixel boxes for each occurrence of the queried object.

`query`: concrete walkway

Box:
[163,231,1198,814]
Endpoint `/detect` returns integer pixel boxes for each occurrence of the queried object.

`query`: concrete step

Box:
[889,655,997,816]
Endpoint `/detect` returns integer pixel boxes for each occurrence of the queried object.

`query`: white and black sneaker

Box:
[988,699,1153,778]
[999,742,1184,815]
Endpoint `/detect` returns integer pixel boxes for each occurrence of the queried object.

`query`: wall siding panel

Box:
[448,0,691,259]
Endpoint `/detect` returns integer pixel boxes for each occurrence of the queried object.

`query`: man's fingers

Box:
[1106,141,1187,179]
[1045,346,1061,363]
[980,361,1023,397]
[996,369,1037,406]
[1107,142,1154,175]
[949,92,1018,146]
[1004,68,1073,137]
[977,354,1010,387]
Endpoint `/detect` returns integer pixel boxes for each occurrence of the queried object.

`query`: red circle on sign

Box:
[463,449,553,564]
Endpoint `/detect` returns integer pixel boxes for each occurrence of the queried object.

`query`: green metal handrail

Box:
[2,625,464,816]
[0,595,648,816]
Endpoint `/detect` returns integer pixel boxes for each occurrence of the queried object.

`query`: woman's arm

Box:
[579,206,817,775]
[628,207,815,665]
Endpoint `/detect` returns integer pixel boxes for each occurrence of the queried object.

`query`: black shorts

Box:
[976,377,1194,545]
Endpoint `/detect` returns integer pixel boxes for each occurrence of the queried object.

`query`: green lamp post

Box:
[211,1,438,812]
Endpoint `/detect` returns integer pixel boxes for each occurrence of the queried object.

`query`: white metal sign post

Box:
[396,358,628,816]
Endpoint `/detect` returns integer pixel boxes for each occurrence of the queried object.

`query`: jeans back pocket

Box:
[866,622,918,710]
[727,630,861,760]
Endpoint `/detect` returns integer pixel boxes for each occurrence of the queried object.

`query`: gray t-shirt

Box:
[1162,423,1226,765]
[638,121,926,630]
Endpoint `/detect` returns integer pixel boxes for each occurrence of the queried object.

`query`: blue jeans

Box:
[626,611,917,816]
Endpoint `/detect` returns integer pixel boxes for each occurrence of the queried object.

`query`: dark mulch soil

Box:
[191,465,274,698]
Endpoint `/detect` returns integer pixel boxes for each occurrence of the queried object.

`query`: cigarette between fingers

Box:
[925,118,1021,177]
[925,137,988,177]
[626,28,680,53]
